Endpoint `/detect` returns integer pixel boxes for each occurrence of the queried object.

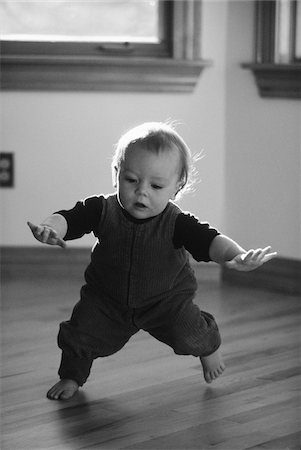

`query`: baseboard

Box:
[1,246,219,277]
[222,256,301,295]
[0,246,90,266]
[2,247,300,295]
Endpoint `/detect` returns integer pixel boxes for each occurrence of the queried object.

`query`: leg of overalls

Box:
[57,285,138,386]
[134,292,221,358]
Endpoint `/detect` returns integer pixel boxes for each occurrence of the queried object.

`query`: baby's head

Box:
[113,122,194,194]
[112,122,196,219]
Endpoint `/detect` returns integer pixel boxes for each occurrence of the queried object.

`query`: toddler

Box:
[28,122,277,400]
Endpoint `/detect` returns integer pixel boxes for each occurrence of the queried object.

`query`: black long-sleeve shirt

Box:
[56,195,219,262]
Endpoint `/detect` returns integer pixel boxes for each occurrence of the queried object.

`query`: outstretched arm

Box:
[27,214,67,248]
[209,234,277,272]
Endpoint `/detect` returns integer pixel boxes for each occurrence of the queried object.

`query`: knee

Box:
[171,321,221,357]
[58,320,98,359]
[58,320,130,359]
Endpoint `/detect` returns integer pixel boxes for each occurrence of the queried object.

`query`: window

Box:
[0,1,209,92]
[1,1,170,57]
[1,1,160,43]
[243,0,301,98]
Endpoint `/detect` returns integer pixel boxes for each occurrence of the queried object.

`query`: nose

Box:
[136,181,148,196]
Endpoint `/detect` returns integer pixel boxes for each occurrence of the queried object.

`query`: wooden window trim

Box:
[242,0,301,99]
[0,1,211,93]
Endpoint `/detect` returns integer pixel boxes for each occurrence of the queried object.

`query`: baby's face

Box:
[117,147,182,219]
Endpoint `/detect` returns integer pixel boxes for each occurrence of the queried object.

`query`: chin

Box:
[131,209,153,219]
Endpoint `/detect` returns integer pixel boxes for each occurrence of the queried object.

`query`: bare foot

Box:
[47,379,79,400]
[200,349,225,383]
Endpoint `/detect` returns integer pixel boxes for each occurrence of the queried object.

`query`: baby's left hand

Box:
[225,246,277,272]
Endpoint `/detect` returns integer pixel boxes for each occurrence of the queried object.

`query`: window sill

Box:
[1,55,212,93]
[242,63,301,99]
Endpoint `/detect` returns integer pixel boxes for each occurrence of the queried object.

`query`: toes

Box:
[205,373,213,383]
[211,371,218,381]
[60,392,71,400]
[59,392,72,400]
[47,382,62,400]
[204,366,225,383]
[46,388,54,399]
[204,371,214,383]
[47,389,69,400]
[60,389,76,400]
[47,391,57,400]
[217,366,225,375]
[47,389,60,400]
[47,380,79,400]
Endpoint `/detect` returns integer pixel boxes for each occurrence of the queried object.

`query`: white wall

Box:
[0,1,227,249]
[225,1,301,259]
[1,1,300,259]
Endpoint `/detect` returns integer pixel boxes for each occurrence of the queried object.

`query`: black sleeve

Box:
[173,212,220,262]
[54,195,104,240]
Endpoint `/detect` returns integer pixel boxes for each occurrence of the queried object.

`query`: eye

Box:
[125,177,137,183]
[152,184,163,190]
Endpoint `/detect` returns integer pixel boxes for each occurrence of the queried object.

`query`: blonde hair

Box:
[112,122,198,198]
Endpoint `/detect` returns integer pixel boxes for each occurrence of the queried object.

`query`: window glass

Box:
[295,0,301,58]
[276,0,301,62]
[0,1,207,92]
[277,0,291,62]
[243,0,301,98]
[0,0,159,43]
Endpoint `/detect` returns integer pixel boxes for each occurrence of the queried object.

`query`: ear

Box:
[112,166,118,188]
[172,181,183,199]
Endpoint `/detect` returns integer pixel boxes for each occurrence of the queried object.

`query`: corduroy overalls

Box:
[57,195,221,386]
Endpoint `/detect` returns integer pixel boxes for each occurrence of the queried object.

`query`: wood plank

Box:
[245,431,301,449]
[1,251,300,449]
[222,255,301,295]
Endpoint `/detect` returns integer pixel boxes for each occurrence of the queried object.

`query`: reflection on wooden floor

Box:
[1,258,300,449]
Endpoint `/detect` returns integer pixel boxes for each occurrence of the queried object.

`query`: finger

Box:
[262,252,278,263]
[57,238,66,248]
[256,247,274,263]
[258,246,272,258]
[49,230,66,248]
[252,248,263,260]
[27,221,37,232]
[27,221,41,233]
[27,221,45,237]
[241,250,254,262]
[41,228,51,243]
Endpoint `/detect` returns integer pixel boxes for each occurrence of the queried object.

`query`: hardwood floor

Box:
[1,257,300,449]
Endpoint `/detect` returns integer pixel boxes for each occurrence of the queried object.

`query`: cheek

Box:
[119,181,132,199]
[164,187,177,200]
[155,191,172,205]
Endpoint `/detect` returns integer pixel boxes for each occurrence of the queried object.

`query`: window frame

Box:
[242,0,301,99]
[1,1,172,58]
[0,0,210,93]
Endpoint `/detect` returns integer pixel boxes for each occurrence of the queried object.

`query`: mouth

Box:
[134,202,147,209]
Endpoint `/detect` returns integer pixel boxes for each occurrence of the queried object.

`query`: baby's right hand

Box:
[27,221,66,248]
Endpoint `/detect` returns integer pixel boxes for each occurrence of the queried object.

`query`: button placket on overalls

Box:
[126,223,138,306]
